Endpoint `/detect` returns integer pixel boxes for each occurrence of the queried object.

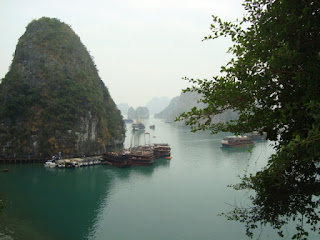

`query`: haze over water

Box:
[1,117,316,240]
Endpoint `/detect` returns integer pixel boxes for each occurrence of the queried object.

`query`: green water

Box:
[0,118,316,240]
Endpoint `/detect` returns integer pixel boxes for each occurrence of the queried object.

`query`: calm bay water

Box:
[0,117,316,240]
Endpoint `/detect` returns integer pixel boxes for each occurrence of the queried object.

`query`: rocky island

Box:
[0,17,125,160]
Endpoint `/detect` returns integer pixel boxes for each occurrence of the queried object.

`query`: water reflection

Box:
[0,165,113,240]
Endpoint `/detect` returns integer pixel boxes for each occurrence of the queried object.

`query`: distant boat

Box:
[149,125,155,129]
[221,136,254,148]
[132,117,145,131]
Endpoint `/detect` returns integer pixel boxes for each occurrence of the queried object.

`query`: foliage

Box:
[0,17,125,159]
[0,71,42,121]
[177,0,320,238]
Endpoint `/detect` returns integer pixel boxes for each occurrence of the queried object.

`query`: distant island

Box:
[155,92,238,124]
[117,96,170,118]
[0,17,125,160]
[145,97,170,114]
[128,106,149,119]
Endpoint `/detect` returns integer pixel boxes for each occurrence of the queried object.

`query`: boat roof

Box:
[153,143,169,146]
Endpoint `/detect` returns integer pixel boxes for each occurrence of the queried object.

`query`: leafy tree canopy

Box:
[177,0,320,239]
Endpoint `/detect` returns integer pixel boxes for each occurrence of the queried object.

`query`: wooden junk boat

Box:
[102,151,132,168]
[221,136,254,148]
[132,117,145,131]
[129,146,155,166]
[153,143,171,158]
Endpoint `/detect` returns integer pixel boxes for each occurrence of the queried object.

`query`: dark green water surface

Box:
[0,118,315,240]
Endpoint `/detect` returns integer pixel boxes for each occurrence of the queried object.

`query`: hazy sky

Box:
[0,0,245,108]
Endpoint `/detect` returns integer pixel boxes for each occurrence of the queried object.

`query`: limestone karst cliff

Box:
[0,17,125,159]
[127,106,149,119]
[154,96,179,119]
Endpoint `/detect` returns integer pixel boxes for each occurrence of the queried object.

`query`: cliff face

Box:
[155,92,205,121]
[0,17,125,159]
[145,97,170,114]
[154,96,179,119]
[127,106,149,119]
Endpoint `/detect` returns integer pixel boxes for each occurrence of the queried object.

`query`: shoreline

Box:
[0,155,102,165]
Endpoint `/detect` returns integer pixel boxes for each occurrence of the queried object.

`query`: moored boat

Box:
[57,162,65,168]
[44,160,56,168]
[102,151,132,168]
[153,143,171,158]
[129,147,154,166]
[221,136,254,148]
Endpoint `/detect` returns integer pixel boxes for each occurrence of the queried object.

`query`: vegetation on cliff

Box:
[0,17,125,159]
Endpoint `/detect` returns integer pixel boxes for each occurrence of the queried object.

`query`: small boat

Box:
[149,125,155,129]
[221,136,254,148]
[132,117,145,131]
[57,162,65,168]
[44,160,56,168]
[72,162,80,168]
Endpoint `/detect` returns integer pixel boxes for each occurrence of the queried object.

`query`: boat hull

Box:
[102,152,132,168]
[221,143,254,148]
[103,160,131,168]
[44,161,56,168]
[221,136,254,148]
